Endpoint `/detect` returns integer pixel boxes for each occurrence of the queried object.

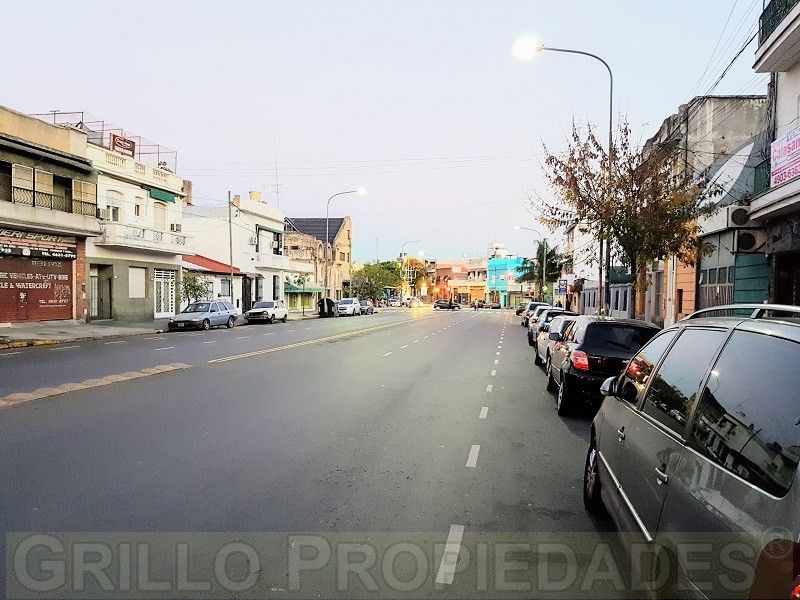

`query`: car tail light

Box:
[571,350,590,371]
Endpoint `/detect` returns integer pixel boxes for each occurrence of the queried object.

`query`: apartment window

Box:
[35,169,53,194]
[128,267,146,299]
[707,268,718,285]
[717,267,727,285]
[221,278,232,297]
[621,289,628,313]
[699,270,707,285]
[728,266,735,285]
[134,204,141,217]
[72,180,98,215]
[676,289,684,314]
[339,252,345,261]
[273,275,280,300]
[109,206,121,222]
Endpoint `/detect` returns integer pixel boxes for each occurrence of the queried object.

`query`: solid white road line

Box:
[400,344,408,349]
[0,351,21,357]
[466,444,481,468]
[486,384,493,393]
[154,346,175,351]
[145,336,166,340]
[104,340,127,345]
[382,351,393,357]
[51,345,79,351]
[435,524,465,585]
[490,370,496,377]
[479,406,489,419]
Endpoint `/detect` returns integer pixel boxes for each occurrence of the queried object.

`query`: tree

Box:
[350,262,402,300]
[536,119,719,318]
[181,271,209,305]
[517,242,566,299]
[402,256,428,295]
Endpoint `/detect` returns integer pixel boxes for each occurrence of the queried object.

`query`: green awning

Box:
[148,187,177,203]
[285,282,324,293]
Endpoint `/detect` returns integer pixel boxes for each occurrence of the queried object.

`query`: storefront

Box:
[0,228,78,322]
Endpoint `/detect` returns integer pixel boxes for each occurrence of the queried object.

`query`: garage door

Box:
[0,257,73,322]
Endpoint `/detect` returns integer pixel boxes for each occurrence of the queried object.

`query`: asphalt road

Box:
[1,308,624,599]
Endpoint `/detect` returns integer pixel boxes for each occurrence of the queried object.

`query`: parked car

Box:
[521,301,549,327]
[387,298,402,308]
[359,299,375,314]
[474,299,486,308]
[244,300,288,324]
[523,303,551,329]
[547,316,659,416]
[583,304,800,599]
[515,302,528,316]
[337,297,362,316]
[528,307,566,347]
[168,300,237,331]
[532,311,576,362]
[489,301,502,309]
[408,297,423,308]
[434,299,460,310]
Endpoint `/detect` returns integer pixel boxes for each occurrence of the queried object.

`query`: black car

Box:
[434,299,460,310]
[547,316,659,416]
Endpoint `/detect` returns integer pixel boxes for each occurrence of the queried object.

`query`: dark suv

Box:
[584,304,800,598]
[547,316,659,415]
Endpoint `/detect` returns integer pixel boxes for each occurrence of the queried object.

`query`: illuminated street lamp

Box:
[513,34,614,311]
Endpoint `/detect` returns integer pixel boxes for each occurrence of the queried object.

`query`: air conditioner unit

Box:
[96,208,110,220]
[733,229,768,253]
[726,205,753,229]
[170,223,182,232]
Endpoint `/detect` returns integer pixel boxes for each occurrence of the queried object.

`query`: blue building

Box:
[487,256,527,307]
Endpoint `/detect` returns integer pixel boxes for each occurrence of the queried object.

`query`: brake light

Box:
[791,582,800,600]
[571,350,590,371]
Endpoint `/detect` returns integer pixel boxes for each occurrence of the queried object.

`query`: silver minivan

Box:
[584,304,800,598]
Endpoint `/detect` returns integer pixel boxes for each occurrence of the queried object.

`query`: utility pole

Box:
[228,191,235,307]
[542,238,547,303]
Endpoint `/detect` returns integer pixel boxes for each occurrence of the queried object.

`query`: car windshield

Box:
[253,302,274,309]
[339,299,353,304]
[585,323,658,352]
[183,302,210,313]
[360,301,368,305]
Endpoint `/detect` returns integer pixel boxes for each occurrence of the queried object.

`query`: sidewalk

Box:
[0,311,321,349]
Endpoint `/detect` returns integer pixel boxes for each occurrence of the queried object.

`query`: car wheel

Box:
[556,374,572,416]
[282,314,287,323]
[202,319,210,331]
[546,356,557,392]
[583,439,606,515]
[533,345,542,365]
[226,316,235,328]
[527,330,534,346]
[268,314,275,324]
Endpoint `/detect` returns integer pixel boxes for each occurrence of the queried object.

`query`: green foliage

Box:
[350,262,403,299]
[181,271,210,304]
[517,242,566,288]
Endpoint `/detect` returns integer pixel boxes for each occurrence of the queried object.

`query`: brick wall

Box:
[74,239,88,321]
[675,260,696,319]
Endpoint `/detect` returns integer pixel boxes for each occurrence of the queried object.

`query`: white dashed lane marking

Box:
[382,351,393,357]
[400,344,408,349]
[50,345,79,351]
[154,346,175,351]
[479,406,488,419]
[490,370,496,377]
[466,444,481,468]
[0,351,21,357]
[435,525,465,585]
[104,340,127,345]
[486,384,493,393]
[494,359,499,365]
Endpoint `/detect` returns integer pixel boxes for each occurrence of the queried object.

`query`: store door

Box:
[0,257,73,322]
[775,251,800,306]
[154,269,176,318]
[242,276,253,312]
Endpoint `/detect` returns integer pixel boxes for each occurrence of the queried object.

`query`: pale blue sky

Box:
[2,0,765,261]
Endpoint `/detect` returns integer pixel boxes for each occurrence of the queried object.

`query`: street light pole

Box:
[324,188,366,299]
[514,39,614,313]
[399,240,421,299]
[514,225,545,302]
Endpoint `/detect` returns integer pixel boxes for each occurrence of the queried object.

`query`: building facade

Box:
[81,124,190,321]
[748,2,800,306]
[433,259,487,303]
[183,191,288,311]
[642,95,767,325]
[284,217,352,300]
[0,106,100,323]
[487,256,525,307]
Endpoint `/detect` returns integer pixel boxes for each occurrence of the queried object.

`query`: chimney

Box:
[249,190,262,203]
[182,179,193,206]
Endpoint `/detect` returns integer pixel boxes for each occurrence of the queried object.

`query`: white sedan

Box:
[244,300,288,324]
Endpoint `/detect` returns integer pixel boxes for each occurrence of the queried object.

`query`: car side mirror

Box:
[600,377,617,397]
[548,332,561,341]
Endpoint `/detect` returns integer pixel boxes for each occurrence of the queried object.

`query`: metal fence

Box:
[760,0,800,43]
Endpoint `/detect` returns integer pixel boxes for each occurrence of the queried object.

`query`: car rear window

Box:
[584,323,658,352]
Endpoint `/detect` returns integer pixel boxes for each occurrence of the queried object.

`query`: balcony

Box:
[0,181,101,237]
[87,145,184,195]
[95,221,191,255]
[254,251,290,271]
[755,0,800,72]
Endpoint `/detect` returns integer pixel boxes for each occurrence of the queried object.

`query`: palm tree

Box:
[517,242,565,301]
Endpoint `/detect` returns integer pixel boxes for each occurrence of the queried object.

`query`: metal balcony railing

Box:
[760,0,800,44]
